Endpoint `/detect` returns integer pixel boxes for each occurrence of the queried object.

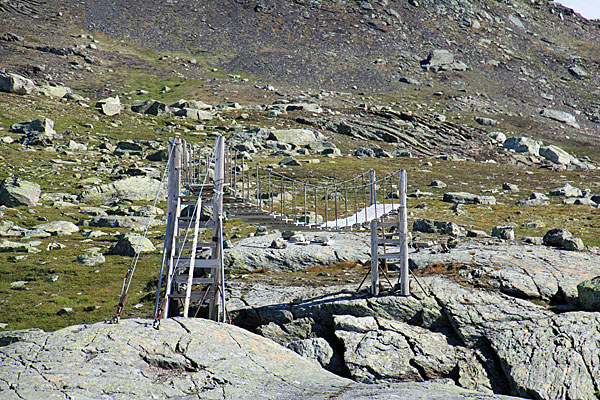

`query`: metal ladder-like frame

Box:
[161,136,226,322]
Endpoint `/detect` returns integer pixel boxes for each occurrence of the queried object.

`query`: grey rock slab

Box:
[79,176,166,202]
[540,108,580,129]
[34,220,79,236]
[286,337,340,370]
[0,177,41,207]
[0,318,522,400]
[486,312,600,400]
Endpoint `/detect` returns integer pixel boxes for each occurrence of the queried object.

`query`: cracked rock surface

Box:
[0,318,521,400]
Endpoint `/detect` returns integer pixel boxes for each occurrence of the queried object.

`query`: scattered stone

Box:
[279,157,301,166]
[475,117,497,126]
[399,77,420,85]
[288,233,308,244]
[549,183,582,197]
[568,65,589,79]
[10,117,58,146]
[502,183,519,192]
[10,280,28,289]
[429,180,447,188]
[57,307,73,316]
[270,238,287,249]
[38,84,72,98]
[540,108,580,129]
[443,192,496,205]
[491,226,515,240]
[523,236,543,245]
[413,219,463,236]
[108,233,156,256]
[0,177,41,207]
[46,242,66,251]
[46,274,60,282]
[95,96,122,116]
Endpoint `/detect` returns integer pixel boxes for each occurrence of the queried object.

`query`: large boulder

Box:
[0,177,41,207]
[108,232,156,256]
[95,95,121,116]
[34,220,79,236]
[539,145,577,166]
[503,137,540,156]
[268,129,325,146]
[10,117,58,146]
[79,176,166,202]
[0,71,37,95]
[421,50,467,71]
[540,108,580,129]
[549,183,582,197]
[577,276,600,310]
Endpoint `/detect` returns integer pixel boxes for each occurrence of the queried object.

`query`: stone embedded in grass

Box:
[95,95,121,116]
[108,233,156,256]
[270,238,287,249]
[0,177,41,207]
[502,182,519,192]
[77,252,106,267]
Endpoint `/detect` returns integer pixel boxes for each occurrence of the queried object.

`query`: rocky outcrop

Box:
[487,312,600,400]
[0,318,521,400]
[443,192,496,205]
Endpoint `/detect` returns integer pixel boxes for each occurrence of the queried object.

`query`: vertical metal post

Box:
[334,184,338,230]
[164,137,182,316]
[369,169,377,221]
[280,175,284,218]
[210,135,226,321]
[370,219,379,296]
[303,184,307,225]
[313,187,317,227]
[399,169,409,296]
[256,165,260,207]
[324,187,328,228]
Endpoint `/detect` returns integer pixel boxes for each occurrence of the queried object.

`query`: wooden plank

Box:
[378,238,400,245]
[378,221,399,228]
[378,253,402,260]
[175,241,216,250]
[175,258,220,269]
